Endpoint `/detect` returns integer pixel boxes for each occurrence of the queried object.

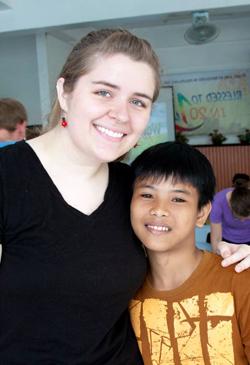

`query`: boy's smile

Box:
[145,223,170,234]
[131,177,210,254]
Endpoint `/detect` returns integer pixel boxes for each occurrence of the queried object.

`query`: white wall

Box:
[46,34,73,103]
[0,34,41,125]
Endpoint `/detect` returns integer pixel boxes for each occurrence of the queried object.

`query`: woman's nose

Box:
[108,100,129,123]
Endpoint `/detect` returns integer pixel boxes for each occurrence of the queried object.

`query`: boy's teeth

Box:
[96,125,124,138]
[147,225,169,232]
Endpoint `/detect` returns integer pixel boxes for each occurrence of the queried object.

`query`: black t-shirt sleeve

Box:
[0,153,4,240]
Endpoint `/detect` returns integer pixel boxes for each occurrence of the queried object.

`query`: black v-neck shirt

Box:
[0,141,146,364]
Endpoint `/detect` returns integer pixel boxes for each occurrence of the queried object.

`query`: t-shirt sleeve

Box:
[233,270,250,362]
[210,192,223,223]
[0,154,4,242]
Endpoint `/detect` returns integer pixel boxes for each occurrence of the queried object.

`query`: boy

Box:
[129,142,250,365]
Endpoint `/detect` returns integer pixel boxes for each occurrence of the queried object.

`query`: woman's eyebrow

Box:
[134,92,153,102]
[92,80,119,89]
[92,80,153,101]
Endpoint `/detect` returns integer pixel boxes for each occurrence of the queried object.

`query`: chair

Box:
[195,225,212,251]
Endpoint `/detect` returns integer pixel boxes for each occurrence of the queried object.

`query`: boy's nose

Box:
[149,206,169,217]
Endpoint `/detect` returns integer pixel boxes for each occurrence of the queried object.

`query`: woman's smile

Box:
[94,123,126,141]
[57,53,155,163]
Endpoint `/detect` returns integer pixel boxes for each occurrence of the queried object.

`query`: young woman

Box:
[0,29,249,364]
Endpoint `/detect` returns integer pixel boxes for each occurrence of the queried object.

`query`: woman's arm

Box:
[217,242,250,273]
[210,222,222,253]
[211,222,250,272]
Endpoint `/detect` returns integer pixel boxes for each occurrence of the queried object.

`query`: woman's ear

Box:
[56,78,69,112]
[196,202,212,228]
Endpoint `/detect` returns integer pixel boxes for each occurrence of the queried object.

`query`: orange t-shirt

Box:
[130,251,250,365]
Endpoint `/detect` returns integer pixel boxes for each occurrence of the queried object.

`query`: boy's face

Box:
[130,177,211,254]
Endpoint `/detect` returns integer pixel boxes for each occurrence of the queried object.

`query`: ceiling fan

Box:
[184,11,220,45]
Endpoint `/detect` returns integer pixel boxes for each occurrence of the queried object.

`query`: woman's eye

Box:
[96,90,111,97]
[131,99,146,108]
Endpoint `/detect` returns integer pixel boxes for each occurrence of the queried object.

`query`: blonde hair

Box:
[48,29,160,129]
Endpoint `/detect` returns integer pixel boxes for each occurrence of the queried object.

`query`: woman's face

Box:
[57,54,155,163]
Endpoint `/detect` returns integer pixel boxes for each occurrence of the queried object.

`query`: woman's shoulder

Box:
[0,140,36,174]
[108,161,133,196]
[109,161,132,179]
[111,160,131,171]
[0,140,21,162]
[0,140,28,157]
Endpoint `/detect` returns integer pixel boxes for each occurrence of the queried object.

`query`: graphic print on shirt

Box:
[130,292,235,364]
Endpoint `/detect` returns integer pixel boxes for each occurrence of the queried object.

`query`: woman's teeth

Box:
[96,125,124,138]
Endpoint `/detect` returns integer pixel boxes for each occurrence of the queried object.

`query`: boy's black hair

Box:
[131,142,216,209]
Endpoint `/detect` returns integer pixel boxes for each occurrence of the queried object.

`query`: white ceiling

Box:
[47,5,250,49]
[1,0,250,52]
[1,0,250,35]
[0,0,10,11]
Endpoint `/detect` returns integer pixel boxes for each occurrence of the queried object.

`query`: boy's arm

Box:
[234,270,250,362]
[210,222,222,253]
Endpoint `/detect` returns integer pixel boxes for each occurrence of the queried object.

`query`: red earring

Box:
[61,117,68,127]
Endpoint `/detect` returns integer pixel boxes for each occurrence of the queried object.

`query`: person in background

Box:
[129,142,250,364]
[26,124,42,140]
[0,98,27,146]
[210,173,250,252]
[0,28,250,364]
[232,173,250,187]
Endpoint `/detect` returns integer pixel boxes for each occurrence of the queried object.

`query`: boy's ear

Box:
[196,202,211,228]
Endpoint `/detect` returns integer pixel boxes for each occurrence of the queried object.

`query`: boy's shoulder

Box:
[132,251,250,301]
[207,250,250,269]
[191,251,250,311]
[202,250,250,277]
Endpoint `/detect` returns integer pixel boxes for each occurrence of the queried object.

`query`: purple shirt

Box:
[210,188,250,243]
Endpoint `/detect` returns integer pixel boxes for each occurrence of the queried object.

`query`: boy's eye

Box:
[95,90,111,97]
[130,99,146,108]
[141,193,153,199]
[172,197,186,203]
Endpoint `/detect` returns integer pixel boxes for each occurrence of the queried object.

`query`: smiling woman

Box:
[55,53,155,163]
[0,28,160,364]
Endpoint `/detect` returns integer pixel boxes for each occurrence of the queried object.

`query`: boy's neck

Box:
[147,247,203,291]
